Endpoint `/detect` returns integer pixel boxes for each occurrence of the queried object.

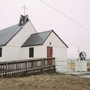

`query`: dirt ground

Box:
[0,73,90,90]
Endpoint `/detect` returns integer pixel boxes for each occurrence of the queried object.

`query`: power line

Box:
[39,0,90,32]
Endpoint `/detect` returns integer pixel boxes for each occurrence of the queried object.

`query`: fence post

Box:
[44,59,45,66]
[41,59,44,73]
[54,58,56,72]
[26,61,27,71]
[31,61,33,73]
[5,63,7,78]
[54,58,55,65]
[3,65,4,76]
[25,61,28,76]
[31,61,33,68]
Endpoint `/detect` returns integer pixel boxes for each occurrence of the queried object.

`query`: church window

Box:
[29,48,34,57]
[0,48,2,57]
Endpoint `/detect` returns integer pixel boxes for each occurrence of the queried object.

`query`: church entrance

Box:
[47,47,53,65]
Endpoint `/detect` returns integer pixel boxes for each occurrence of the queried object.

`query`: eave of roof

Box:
[52,30,68,48]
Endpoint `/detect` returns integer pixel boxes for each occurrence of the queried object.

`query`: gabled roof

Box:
[22,30,52,47]
[0,24,23,46]
[22,30,68,48]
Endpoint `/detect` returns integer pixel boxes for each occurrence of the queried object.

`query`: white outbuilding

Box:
[0,15,68,64]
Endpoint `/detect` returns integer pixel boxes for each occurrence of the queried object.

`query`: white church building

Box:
[0,15,68,63]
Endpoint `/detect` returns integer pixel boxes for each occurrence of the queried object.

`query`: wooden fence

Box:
[0,58,55,77]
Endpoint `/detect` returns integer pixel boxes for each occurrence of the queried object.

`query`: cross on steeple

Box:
[77,46,80,60]
[22,5,28,15]
[77,46,80,54]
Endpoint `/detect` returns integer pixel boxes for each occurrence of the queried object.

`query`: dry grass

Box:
[70,61,75,70]
[0,61,90,90]
[70,61,90,70]
[87,62,90,70]
[0,74,90,90]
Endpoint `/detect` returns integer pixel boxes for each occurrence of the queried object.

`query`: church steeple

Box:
[19,5,29,25]
[19,15,29,25]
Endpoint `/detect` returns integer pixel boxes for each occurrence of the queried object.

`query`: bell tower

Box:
[19,5,29,25]
[19,15,29,25]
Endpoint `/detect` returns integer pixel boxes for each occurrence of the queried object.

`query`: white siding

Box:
[3,46,21,61]
[0,46,20,61]
[53,47,67,59]
[21,47,29,59]
[44,32,67,59]
[1,21,37,61]
[44,32,67,48]
[2,46,22,61]
[7,21,37,47]
[0,46,5,61]
[1,27,67,61]
[21,46,47,59]
[21,31,68,60]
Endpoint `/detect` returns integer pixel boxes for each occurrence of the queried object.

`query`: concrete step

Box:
[56,69,73,73]
[56,66,72,69]
[56,69,73,72]
[61,71,90,76]
[56,67,71,69]
[80,75,90,78]
[56,66,73,72]
[57,69,73,71]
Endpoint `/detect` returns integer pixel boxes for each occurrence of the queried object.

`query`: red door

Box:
[47,47,53,65]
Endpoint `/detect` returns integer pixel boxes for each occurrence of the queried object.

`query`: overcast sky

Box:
[0,0,90,59]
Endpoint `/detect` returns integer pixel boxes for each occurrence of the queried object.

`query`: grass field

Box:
[0,73,90,90]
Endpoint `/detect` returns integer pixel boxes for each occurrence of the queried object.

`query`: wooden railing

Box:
[0,58,55,77]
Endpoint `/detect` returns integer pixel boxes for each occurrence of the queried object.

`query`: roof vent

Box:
[19,15,29,25]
